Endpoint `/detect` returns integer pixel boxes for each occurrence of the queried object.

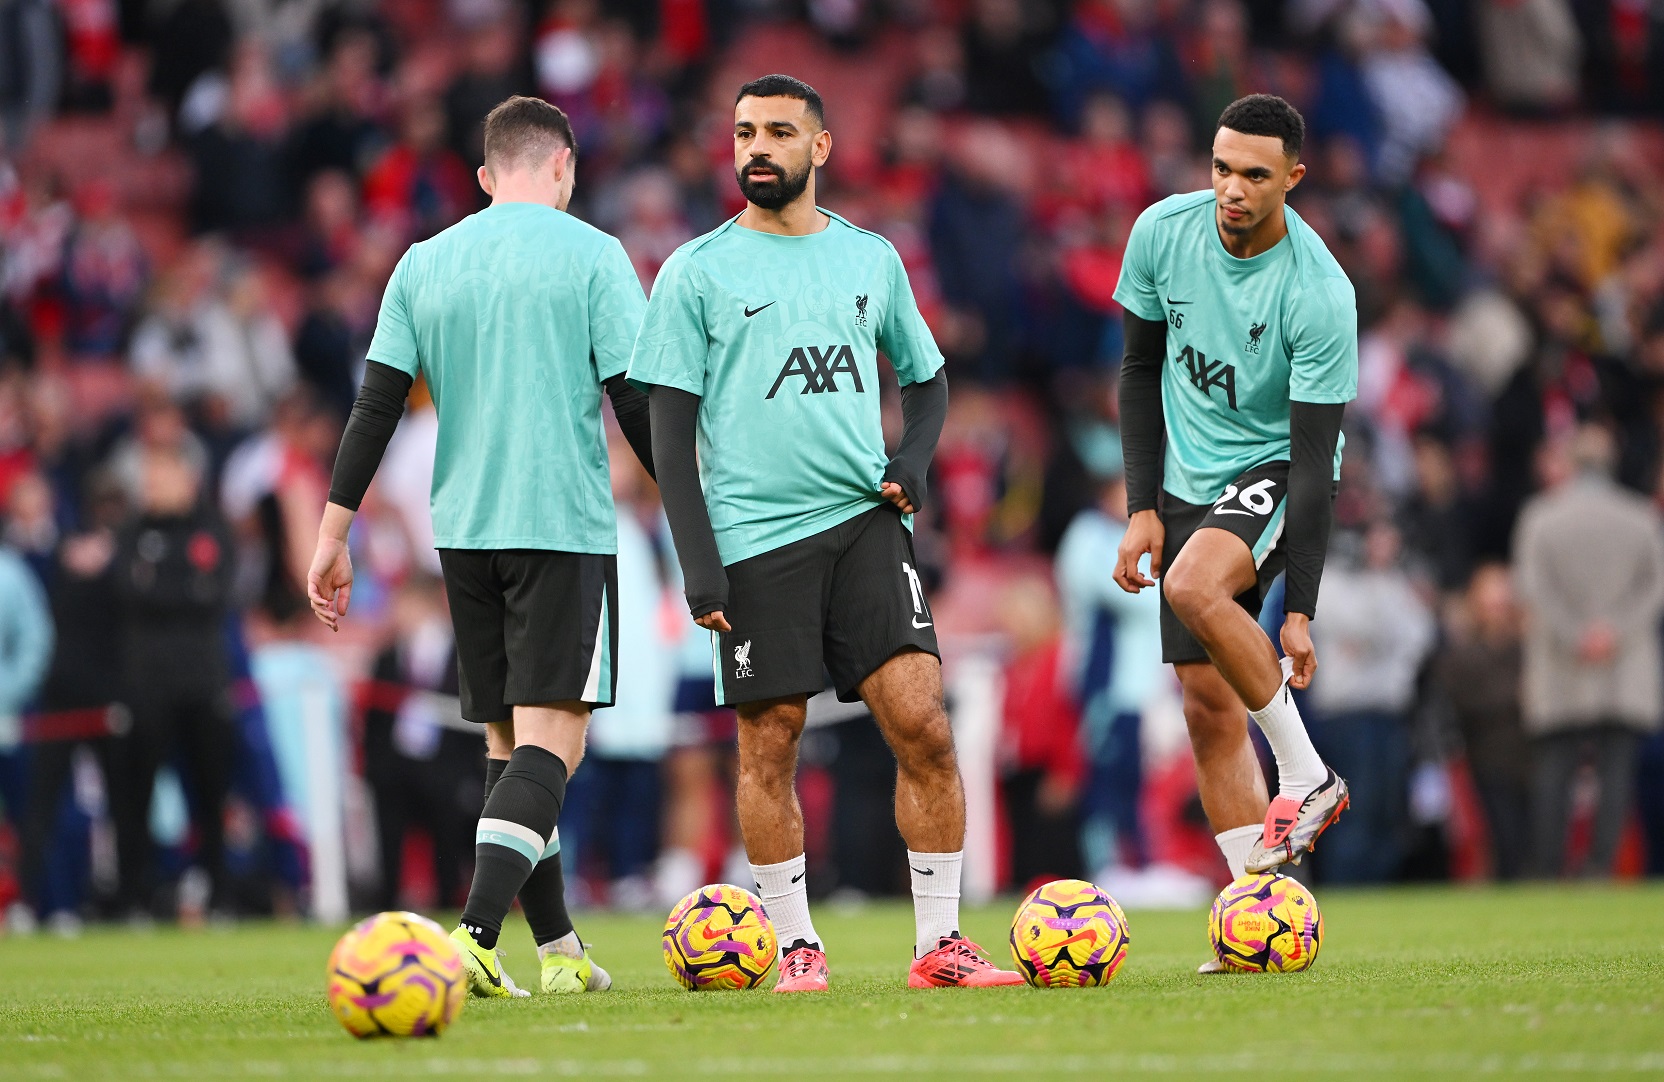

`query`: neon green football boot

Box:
[540,936,612,994]
[450,926,530,998]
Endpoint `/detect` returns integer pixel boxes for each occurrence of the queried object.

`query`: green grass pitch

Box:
[2,884,1661,1079]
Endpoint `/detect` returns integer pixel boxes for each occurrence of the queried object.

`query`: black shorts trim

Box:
[438,549,618,722]
[1158,460,1290,665]
[712,506,940,707]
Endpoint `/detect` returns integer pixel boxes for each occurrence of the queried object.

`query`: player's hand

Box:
[1281,612,1317,690]
[695,610,732,633]
[307,533,354,632]
[1114,510,1164,593]
[879,481,916,515]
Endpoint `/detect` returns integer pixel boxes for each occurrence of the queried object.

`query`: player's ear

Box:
[477,165,494,198]
[550,144,573,180]
[1284,161,1306,193]
[812,128,832,168]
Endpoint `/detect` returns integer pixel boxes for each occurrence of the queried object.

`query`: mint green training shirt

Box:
[627,212,944,566]
[366,202,646,553]
[1112,190,1358,506]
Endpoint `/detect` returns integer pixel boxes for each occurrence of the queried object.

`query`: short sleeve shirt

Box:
[367,202,646,552]
[1112,190,1358,505]
[627,212,943,565]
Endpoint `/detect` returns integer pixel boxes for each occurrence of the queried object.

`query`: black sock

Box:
[520,852,576,947]
[485,755,575,938]
[459,746,568,951]
[483,754,573,946]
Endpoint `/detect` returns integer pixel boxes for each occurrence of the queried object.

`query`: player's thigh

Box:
[438,549,512,724]
[824,506,941,705]
[716,534,833,707]
[1162,461,1289,614]
[499,550,616,710]
[1163,527,1259,612]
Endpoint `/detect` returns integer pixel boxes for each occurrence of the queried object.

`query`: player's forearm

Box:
[1118,313,1167,514]
[604,375,655,480]
[648,385,728,618]
[328,360,414,511]
[1283,401,1346,618]
[318,501,355,543]
[883,372,947,513]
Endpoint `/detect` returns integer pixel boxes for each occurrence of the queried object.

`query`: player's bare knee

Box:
[1182,693,1245,755]
[889,707,957,780]
[737,703,803,772]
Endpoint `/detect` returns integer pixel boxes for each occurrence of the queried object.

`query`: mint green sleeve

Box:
[588,237,647,383]
[366,252,419,378]
[1112,207,1164,323]
[1288,273,1359,404]
[627,250,708,395]
[876,244,943,386]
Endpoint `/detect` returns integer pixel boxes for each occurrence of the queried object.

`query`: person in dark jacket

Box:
[109,447,236,918]
[362,574,484,911]
[17,474,126,925]
[1436,562,1533,880]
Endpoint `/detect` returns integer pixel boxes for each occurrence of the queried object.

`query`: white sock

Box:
[538,930,583,960]
[750,854,820,955]
[1215,825,1260,880]
[1247,668,1327,800]
[907,850,962,957]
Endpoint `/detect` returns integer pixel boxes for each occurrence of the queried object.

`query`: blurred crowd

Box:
[3,0,1664,930]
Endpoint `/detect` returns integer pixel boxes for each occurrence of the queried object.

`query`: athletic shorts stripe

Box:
[540,829,560,861]
[476,817,547,865]
[581,586,609,704]
[711,633,727,704]
[1253,499,1288,567]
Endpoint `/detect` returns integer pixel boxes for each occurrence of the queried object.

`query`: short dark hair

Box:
[482,95,576,171]
[1217,94,1305,159]
[735,74,825,129]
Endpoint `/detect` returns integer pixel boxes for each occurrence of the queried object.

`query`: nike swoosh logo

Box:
[912,618,933,629]
[744,302,775,318]
[790,872,805,884]
[912,866,934,876]
[1166,296,1192,305]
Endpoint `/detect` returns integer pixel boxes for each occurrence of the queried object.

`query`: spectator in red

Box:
[1066,93,1151,212]
[363,98,476,245]
[998,575,1086,890]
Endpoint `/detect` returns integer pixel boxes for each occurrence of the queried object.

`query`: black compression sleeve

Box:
[328,360,413,510]
[1118,313,1167,514]
[604,374,655,480]
[883,373,948,512]
[648,385,728,618]
[1283,401,1346,618]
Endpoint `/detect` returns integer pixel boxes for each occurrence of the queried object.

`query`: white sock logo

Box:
[903,562,932,629]
[734,640,754,678]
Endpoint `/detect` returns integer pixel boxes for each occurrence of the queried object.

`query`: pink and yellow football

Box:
[326,911,467,1037]
[1008,879,1131,988]
[663,884,777,990]
[1208,873,1323,973]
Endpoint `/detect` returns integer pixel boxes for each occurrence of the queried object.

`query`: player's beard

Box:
[1217,202,1256,237]
[737,156,811,211]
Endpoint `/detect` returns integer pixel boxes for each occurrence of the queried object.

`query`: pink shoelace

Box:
[781,947,824,978]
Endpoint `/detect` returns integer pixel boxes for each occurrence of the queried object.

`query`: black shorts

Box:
[1158,460,1290,665]
[712,506,940,707]
[438,549,618,722]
